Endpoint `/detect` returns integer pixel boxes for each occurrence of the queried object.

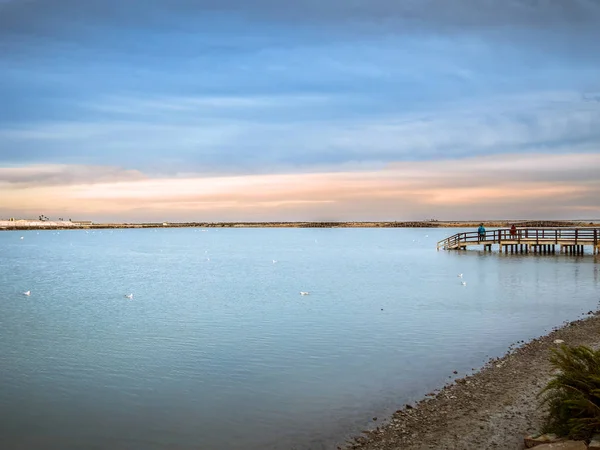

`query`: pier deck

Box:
[437,228,600,254]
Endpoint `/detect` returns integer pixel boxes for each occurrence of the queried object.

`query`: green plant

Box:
[540,345,600,440]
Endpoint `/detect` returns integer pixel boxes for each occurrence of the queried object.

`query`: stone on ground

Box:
[533,441,587,450]
[589,434,600,449]
[524,434,564,448]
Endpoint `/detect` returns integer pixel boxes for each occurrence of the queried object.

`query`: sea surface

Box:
[0,228,599,450]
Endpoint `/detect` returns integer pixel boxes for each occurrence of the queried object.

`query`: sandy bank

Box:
[1,220,598,230]
[343,312,600,450]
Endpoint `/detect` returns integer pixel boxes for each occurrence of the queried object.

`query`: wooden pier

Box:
[437,228,600,255]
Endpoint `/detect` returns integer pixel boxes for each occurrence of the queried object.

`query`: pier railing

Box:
[437,228,600,250]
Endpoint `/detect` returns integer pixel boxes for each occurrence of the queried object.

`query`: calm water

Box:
[1,228,599,450]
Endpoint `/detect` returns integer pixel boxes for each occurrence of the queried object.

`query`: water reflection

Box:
[0,228,598,450]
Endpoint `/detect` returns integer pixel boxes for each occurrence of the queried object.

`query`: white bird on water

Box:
[300,291,310,296]
[124,293,133,299]
[272,259,278,264]
[457,273,463,278]
[461,281,467,286]
[20,236,24,240]
[23,290,31,296]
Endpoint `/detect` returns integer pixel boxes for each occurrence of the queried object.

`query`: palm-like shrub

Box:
[540,345,600,440]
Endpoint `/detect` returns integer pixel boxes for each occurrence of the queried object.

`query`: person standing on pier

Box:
[510,224,517,238]
[478,223,486,241]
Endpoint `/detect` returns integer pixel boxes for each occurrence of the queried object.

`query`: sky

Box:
[1,0,599,222]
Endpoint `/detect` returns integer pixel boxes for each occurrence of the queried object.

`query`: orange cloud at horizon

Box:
[1,153,599,221]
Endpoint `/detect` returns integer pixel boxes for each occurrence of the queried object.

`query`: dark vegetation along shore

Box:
[341,313,600,450]
[2,220,599,231]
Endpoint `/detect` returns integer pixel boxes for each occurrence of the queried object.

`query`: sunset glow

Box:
[2,153,599,221]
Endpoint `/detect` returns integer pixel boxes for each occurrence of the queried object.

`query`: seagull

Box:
[20,236,24,240]
[461,281,467,286]
[272,260,278,264]
[457,274,463,278]
[23,290,31,296]
[124,293,133,299]
[300,291,310,296]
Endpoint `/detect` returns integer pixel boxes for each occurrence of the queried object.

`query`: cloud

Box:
[1,153,599,221]
[1,90,598,172]
[0,1,598,222]
[84,93,334,117]
[1,1,599,74]
[583,92,600,102]
[2,0,599,35]
[0,164,146,188]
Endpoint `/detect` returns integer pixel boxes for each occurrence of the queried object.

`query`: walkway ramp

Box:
[437,228,600,254]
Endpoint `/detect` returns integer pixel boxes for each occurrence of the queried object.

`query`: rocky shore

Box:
[343,312,600,450]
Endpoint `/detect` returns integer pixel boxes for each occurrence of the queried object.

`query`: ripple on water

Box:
[0,228,598,449]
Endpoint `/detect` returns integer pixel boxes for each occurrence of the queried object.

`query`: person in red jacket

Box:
[510,224,517,238]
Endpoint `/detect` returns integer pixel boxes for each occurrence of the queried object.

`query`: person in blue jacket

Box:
[478,223,486,241]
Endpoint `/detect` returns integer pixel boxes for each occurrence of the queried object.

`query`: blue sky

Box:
[1,0,599,221]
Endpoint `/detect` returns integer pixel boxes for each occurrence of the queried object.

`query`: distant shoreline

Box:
[1,220,599,231]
